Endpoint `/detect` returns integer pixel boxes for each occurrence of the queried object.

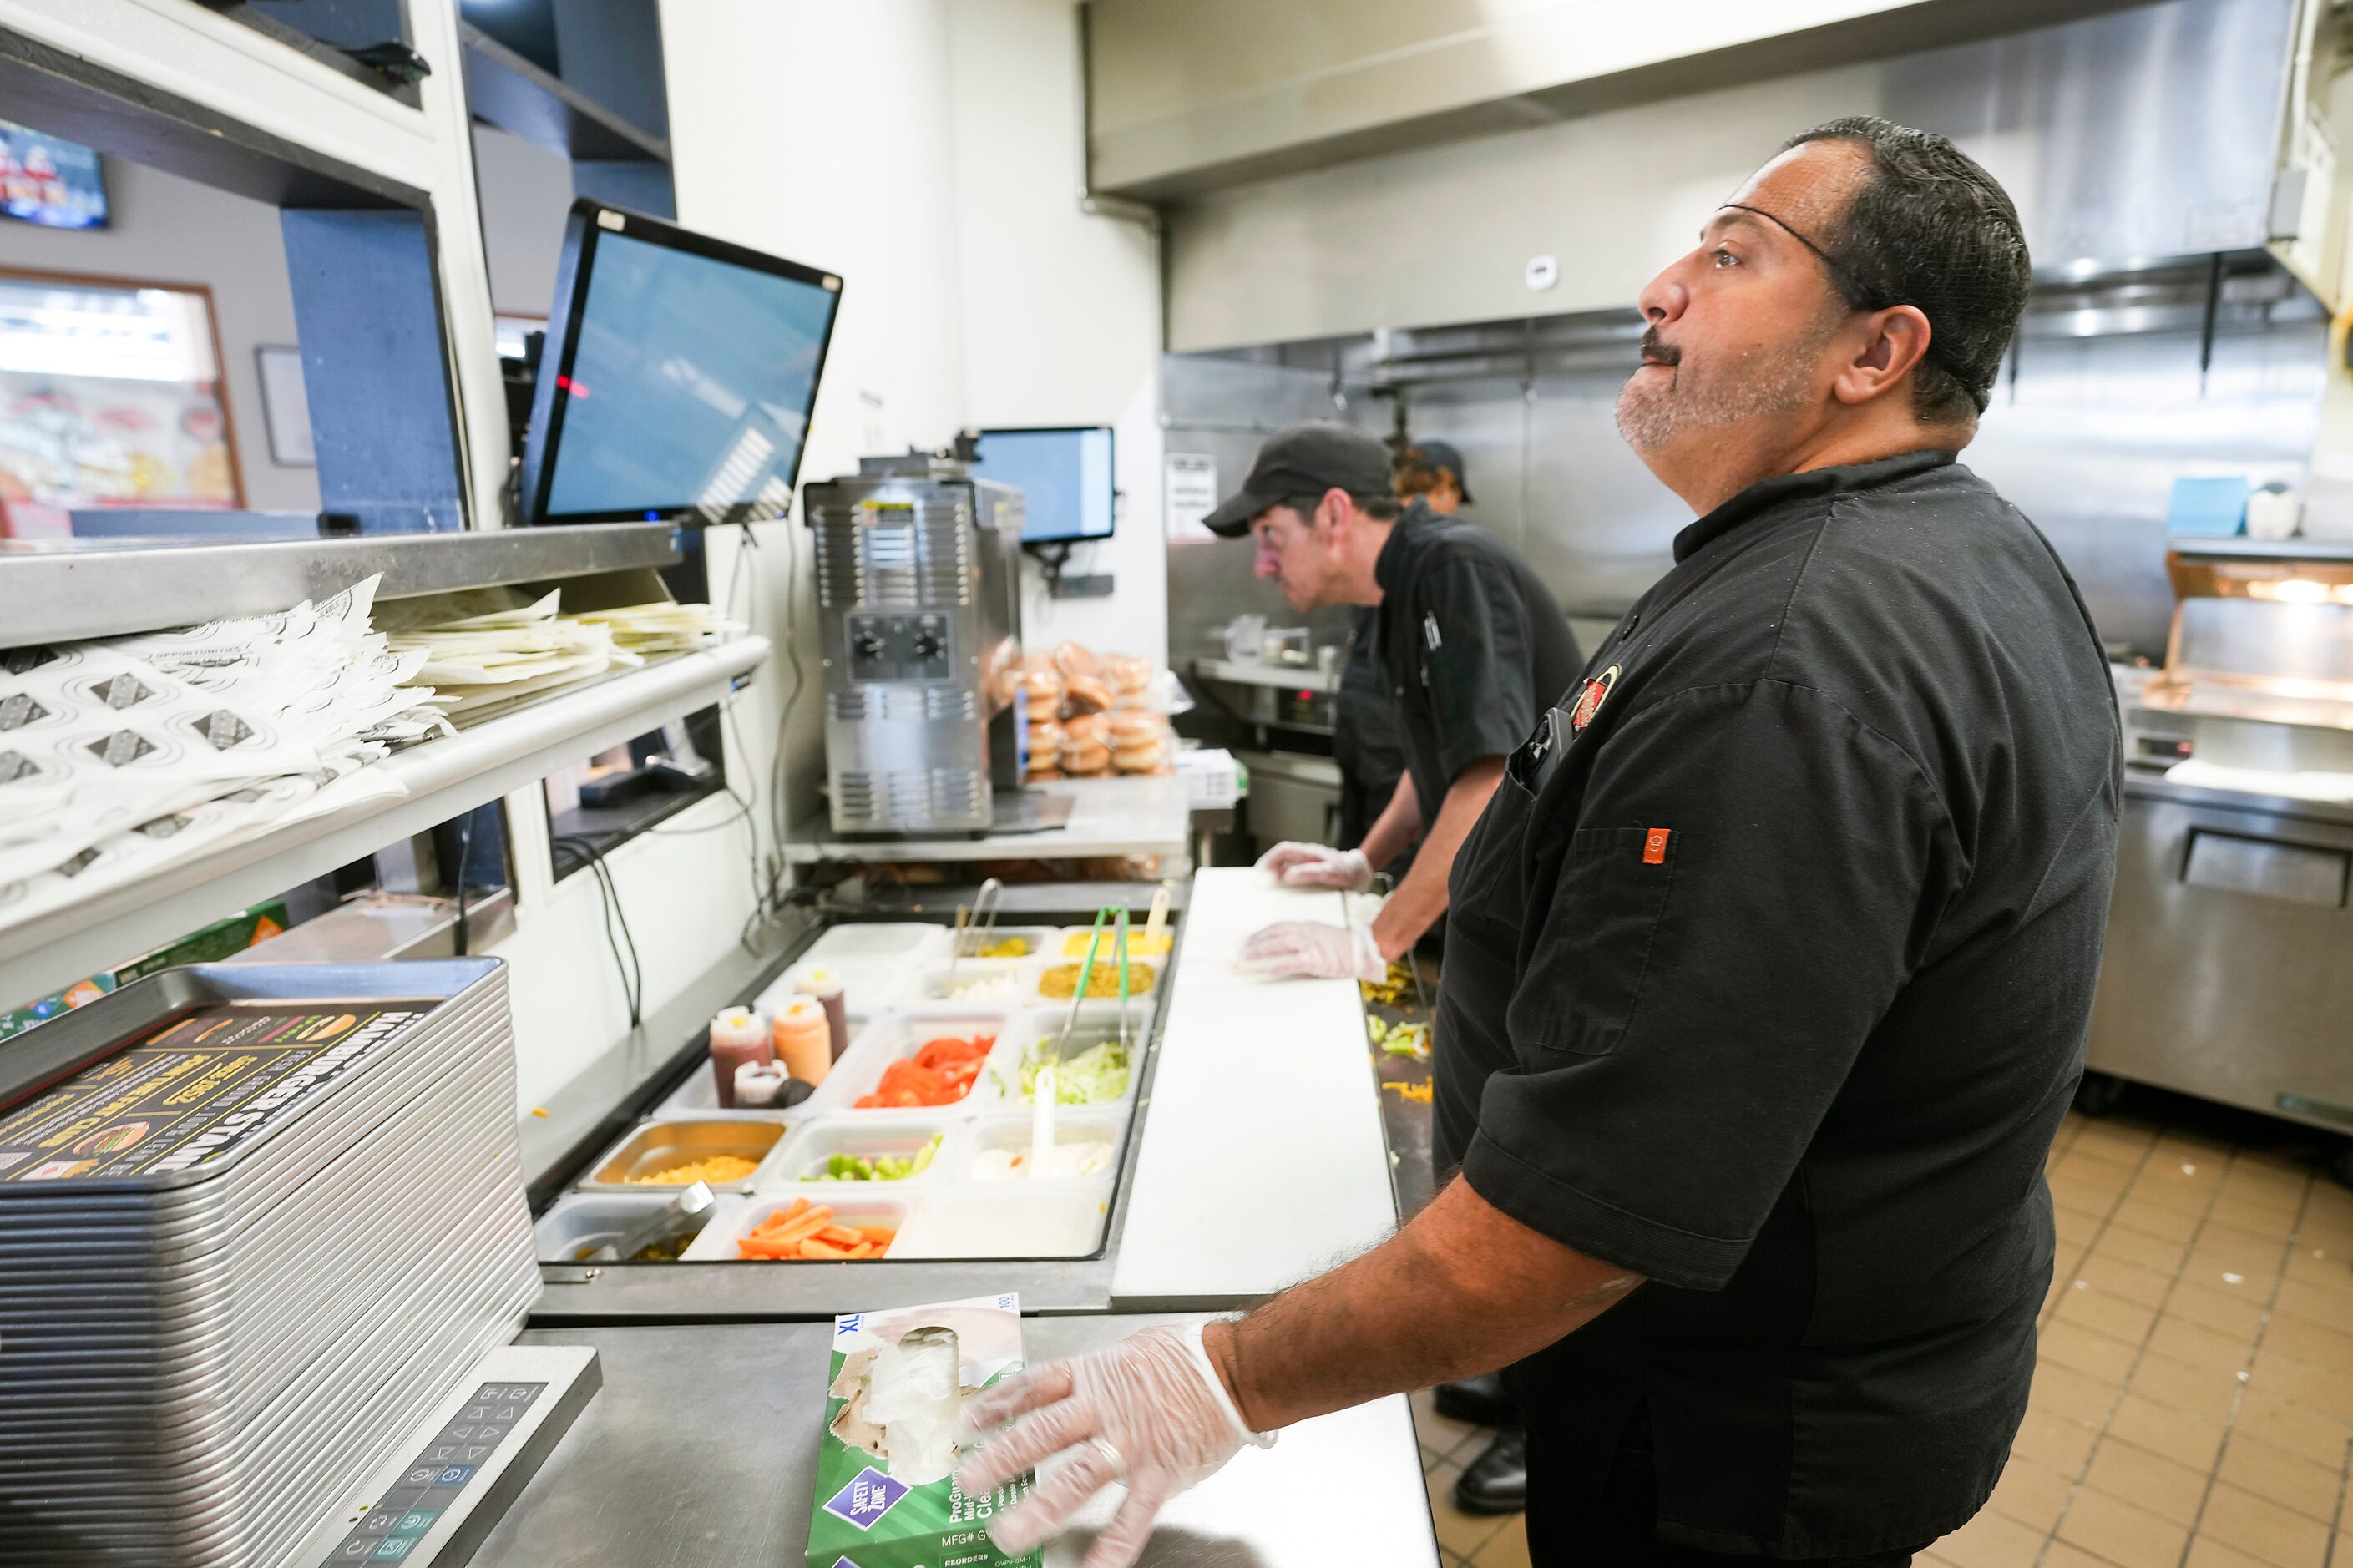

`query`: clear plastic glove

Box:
[1253,841,1374,892]
[956,1323,1273,1568]
[1236,920,1387,981]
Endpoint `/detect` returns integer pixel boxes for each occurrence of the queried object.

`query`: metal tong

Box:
[584,1181,715,1262]
[1050,908,1111,1065]
[942,875,1006,996]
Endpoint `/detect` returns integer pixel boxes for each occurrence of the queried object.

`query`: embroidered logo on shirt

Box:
[1570,665,1619,733]
[1643,827,1671,864]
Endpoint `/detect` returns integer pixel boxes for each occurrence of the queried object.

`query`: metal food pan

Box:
[0,1286,528,1565]
[0,999,509,1230]
[0,959,503,1196]
[578,1118,786,1192]
[0,1038,513,1257]
[0,1085,519,1325]
[0,1061,516,1269]
[0,1250,534,1483]
[0,1185,529,1414]
[534,1191,740,1263]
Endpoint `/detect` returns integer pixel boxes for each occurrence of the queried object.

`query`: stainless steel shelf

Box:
[0,635,767,1013]
[0,523,682,648]
[2167,536,2353,564]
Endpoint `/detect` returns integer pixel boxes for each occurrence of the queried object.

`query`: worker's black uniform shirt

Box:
[1334,604,1409,846]
[1372,501,1582,821]
[1435,452,2122,1555]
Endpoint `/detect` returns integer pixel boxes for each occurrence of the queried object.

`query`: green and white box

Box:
[810,1292,1041,1568]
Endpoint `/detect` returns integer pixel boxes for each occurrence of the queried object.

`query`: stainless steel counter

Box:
[473,1316,1440,1568]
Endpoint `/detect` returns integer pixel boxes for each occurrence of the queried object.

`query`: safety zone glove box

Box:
[810,1292,1040,1568]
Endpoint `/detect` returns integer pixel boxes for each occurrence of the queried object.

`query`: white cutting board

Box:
[1111,868,1399,1302]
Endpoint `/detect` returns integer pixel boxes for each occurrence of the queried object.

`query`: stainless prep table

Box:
[467,1316,1440,1568]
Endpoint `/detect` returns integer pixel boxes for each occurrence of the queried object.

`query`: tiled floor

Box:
[1407,1100,2353,1568]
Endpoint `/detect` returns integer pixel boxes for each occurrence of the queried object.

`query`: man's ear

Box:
[1318,487,1352,534]
[1832,305,1932,407]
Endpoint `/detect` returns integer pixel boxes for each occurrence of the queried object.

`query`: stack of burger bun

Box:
[1002,641,1176,782]
[1106,709,1171,774]
[1004,655,1067,781]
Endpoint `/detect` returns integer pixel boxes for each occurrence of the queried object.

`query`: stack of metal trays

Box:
[0,959,539,1568]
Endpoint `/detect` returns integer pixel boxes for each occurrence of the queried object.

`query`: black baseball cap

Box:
[1202,422,1395,538]
[1406,439,1475,505]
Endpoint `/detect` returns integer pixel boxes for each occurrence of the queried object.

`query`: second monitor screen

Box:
[973,427,1114,544]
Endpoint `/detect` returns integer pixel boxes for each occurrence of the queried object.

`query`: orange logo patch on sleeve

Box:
[1642,828,1671,864]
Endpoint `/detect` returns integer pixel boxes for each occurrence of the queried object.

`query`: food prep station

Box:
[477,870,1431,1568]
[489,869,1429,1566]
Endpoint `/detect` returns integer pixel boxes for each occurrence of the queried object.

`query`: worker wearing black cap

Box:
[1199,423,1581,980]
[1333,438,1476,852]
[1395,438,1475,516]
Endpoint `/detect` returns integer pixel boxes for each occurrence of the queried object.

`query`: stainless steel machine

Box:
[807,452,1025,834]
[2094,539,2353,1162]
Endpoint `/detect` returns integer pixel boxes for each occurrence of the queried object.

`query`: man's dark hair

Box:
[1286,492,1401,524]
[1783,116,2030,424]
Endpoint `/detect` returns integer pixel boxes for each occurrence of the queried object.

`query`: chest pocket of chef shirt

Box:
[1510,825,1677,1057]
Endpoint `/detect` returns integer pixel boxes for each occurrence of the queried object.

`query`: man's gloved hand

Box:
[1253,841,1374,892]
[1237,920,1387,981]
[956,1323,1273,1568]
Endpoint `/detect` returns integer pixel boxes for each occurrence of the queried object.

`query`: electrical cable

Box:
[554,832,644,1029]
[450,809,475,957]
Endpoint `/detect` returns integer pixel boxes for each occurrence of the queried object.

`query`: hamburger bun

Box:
[1052,640,1098,680]
[1060,740,1112,775]
[1103,710,1161,744]
[1102,654,1152,696]
[1060,675,1112,716]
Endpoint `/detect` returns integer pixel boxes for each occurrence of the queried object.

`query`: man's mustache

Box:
[1639,327,1680,367]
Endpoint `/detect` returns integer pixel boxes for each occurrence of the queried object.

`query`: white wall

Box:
[947,0,1167,662]
[0,156,321,512]
[459,1,1166,1106]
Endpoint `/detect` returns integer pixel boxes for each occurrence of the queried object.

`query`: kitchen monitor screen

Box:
[972,427,1116,544]
[520,202,843,525]
[0,121,107,230]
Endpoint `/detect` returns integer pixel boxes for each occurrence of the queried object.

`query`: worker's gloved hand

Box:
[1254,841,1374,892]
[1237,920,1387,981]
[957,1323,1273,1568]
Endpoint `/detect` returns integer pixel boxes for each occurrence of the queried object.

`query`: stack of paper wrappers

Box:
[0,579,738,938]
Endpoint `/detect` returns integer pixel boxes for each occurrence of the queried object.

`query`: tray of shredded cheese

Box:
[579,1119,786,1193]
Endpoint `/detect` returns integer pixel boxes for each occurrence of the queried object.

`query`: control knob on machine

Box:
[911,630,944,659]
[853,630,887,660]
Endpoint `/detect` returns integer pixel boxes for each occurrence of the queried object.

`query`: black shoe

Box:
[1432,1373,1514,1427]
[1452,1427,1527,1515]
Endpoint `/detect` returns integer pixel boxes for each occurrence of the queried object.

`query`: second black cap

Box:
[1201,422,1395,538]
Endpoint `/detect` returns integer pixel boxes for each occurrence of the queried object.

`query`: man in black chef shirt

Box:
[1196,424,1581,979]
[956,117,2122,1568]
[1333,441,1474,857]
